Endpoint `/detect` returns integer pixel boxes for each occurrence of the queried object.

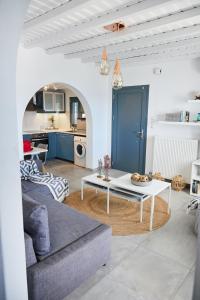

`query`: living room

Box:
[1,0,200,300]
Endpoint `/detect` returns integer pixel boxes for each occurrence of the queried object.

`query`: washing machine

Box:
[74,136,87,167]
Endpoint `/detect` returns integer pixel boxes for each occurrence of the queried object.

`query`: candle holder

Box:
[97,159,103,178]
[103,155,111,182]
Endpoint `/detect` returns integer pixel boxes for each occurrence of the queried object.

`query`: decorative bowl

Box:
[131,175,152,187]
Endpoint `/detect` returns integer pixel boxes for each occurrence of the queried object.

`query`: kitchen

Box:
[23,83,87,168]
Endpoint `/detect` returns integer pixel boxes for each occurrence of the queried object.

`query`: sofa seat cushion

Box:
[24,188,103,262]
[24,232,37,268]
[22,194,51,256]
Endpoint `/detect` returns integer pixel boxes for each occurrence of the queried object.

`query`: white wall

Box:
[107,59,200,173]
[17,47,109,168]
[0,0,29,299]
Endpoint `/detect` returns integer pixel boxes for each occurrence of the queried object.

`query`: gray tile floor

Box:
[46,159,196,300]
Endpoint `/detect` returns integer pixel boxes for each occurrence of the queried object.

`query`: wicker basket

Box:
[172,175,186,191]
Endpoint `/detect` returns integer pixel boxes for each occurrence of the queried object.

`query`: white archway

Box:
[22,82,93,168]
[17,47,109,170]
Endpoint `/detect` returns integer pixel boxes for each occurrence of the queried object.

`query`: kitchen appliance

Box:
[31,132,49,162]
[74,136,87,167]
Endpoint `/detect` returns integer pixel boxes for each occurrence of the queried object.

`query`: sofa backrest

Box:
[22,194,50,256]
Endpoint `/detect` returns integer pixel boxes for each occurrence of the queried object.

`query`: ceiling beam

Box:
[48,5,200,55]
[24,0,173,48]
[24,0,90,32]
[82,36,200,63]
[64,24,200,60]
[119,49,200,65]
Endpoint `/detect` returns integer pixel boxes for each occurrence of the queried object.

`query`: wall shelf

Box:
[158,121,200,126]
[187,100,200,103]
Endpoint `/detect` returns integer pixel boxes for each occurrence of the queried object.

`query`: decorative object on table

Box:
[48,115,55,129]
[97,159,103,178]
[112,58,123,90]
[131,173,152,186]
[185,111,190,122]
[171,175,186,191]
[99,48,110,75]
[152,172,165,181]
[103,155,111,182]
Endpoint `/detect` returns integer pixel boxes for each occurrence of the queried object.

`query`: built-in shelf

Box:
[158,121,200,126]
[190,160,200,197]
[187,100,200,103]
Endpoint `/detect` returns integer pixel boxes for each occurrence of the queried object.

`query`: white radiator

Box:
[153,136,198,183]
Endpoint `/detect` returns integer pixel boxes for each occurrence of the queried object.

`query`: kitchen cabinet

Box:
[47,133,57,160]
[55,93,65,112]
[43,92,54,112]
[36,91,65,113]
[26,98,36,111]
[56,133,74,162]
[23,134,32,141]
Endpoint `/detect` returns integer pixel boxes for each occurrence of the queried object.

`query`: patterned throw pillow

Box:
[20,160,40,179]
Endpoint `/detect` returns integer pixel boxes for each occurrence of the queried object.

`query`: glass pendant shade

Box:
[99,48,110,75]
[112,58,123,90]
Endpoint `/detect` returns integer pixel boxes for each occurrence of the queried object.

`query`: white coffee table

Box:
[81,173,171,231]
[110,174,171,231]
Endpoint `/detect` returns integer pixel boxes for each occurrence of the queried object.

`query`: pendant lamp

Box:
[112,58,123,89]
[99,48,110,75]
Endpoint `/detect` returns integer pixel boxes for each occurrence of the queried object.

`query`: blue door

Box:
[112,85,149,173]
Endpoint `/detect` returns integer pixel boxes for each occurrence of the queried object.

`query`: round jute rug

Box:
[64,189,170,235]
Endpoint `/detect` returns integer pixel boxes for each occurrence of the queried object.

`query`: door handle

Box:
[137,129,144,139]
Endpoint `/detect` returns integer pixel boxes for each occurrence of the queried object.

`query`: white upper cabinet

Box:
[55,93,65,112]
[41,91,65,113]
[43,92,54,112]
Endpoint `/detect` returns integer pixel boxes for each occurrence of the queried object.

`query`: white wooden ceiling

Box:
[23,0,200,64]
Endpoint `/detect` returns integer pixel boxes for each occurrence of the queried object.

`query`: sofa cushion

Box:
[20,160,39,179]
[23,186,103,261]
[22,194,50,256]
[22,180,53,197]
[24,232,37,268]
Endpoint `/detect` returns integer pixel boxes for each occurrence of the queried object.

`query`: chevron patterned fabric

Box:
[20,160,69,202]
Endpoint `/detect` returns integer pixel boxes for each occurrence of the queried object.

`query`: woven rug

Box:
[64,188,170,235]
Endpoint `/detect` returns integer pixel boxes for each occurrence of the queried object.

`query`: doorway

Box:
[111,85,149,173]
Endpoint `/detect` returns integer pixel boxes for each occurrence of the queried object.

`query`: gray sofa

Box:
[21,179,111,300]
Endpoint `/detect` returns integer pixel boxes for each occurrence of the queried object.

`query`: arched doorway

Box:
[22,82,93,168]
